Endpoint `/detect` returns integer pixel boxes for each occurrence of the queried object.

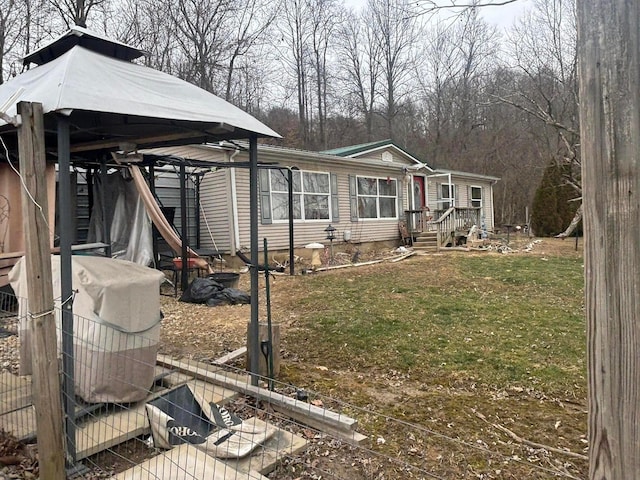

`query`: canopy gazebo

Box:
[0,26,279,469]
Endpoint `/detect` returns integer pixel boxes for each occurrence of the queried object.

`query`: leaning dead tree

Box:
[497,0,582,238]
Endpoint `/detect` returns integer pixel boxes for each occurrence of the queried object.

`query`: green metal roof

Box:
[321,139,398,157]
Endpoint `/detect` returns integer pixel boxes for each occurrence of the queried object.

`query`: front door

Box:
[412,176,425,210]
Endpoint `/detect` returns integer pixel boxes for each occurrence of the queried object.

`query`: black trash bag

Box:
[204,288,251,307]
[179,277,224,303]
[205,296,227,307]
[223,288,251,305]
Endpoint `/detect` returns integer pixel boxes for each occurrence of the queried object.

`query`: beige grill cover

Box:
[9,255,165,403]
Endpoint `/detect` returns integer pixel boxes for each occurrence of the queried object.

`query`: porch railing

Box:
[404,209,434,237]
[434,207,482,247]
[405,207,481,248]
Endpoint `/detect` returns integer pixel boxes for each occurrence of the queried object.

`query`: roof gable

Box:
[322,140,432,171]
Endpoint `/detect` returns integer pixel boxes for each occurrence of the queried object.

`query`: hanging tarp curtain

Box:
[87,170,154,266]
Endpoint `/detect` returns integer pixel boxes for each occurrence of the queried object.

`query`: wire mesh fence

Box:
[0,287,587,480]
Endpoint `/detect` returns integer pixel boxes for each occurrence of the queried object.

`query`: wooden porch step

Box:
[413,231,438,251]
[413,244,438,251]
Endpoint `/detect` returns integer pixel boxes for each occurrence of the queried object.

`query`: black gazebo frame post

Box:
[249,135,260,385]
[56,116,77,465]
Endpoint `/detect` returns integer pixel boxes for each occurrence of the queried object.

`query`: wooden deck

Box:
[0,372,35,441]
[114,443,268,480]
[0,366,309,478]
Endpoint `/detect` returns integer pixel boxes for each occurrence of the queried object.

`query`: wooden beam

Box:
[156,356,364,444]
[213,347,247,366]
[17,101,65,479]
[577,2,640,478]
[67,125,234,154]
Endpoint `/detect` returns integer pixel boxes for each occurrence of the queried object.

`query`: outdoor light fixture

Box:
[325,224,336,264]
[324,224,336,241]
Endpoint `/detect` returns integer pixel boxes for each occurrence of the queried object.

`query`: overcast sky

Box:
[342,0,531,30]
[478,0,530,29]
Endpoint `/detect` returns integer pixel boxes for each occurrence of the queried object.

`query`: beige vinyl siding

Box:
[451,177,495,232]
[426,176,495,230]
[351,149,418,167]
[484,183,495,231]
[233,158,406,251]
[199,169,233,252]
[146,143,496,251]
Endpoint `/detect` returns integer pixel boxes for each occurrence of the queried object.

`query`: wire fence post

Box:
[17,101,66,479]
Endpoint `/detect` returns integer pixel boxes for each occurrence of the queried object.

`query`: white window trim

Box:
[470,185,483,209]
[356,175,399,220]
[270,169,332,223]
[440,183,456,209]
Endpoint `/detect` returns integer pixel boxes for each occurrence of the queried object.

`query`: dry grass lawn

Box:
[159,236,586,479]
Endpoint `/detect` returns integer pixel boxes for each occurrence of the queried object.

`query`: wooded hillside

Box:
[0,0,580,231]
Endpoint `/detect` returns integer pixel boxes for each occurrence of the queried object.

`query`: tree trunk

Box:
[555,203,582,238]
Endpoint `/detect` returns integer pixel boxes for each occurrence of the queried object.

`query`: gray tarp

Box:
[10,256,165,403]
[88,170,154,266]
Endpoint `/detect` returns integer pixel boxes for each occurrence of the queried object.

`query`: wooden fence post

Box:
[17,101,66,478]
[577,2,640,478]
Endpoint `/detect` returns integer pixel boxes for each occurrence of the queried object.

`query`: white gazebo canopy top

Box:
[0,26,279,152]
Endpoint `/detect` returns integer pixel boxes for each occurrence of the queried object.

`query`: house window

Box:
[470,186,482,208]
[357,176,397,219]
[441,183,455,209]
[270,170,330,221]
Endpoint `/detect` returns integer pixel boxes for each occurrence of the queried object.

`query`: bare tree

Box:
[47,0,107,28]
[305,0,343,148]
[336,9,382,141]
[0,0,25,84]
[111,0,177,73]
[1,0,58,81]
[168,0,235,94]
[368,0,420,139]
[499,0,580,235]
[223,0,278,105]
[279,0,312,145]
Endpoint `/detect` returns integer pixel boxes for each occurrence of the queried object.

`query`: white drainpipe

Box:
[229,149,241,253]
